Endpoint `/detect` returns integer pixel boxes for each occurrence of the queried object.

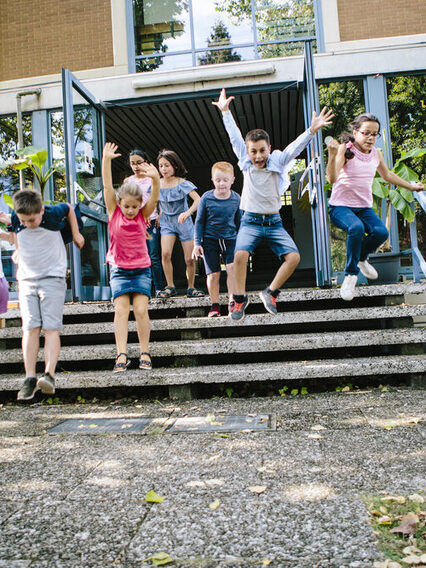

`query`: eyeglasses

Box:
[356,130,381,138]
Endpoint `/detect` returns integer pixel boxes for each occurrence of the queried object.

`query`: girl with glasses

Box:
[326,113,424,301]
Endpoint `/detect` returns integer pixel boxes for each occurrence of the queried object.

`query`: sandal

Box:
[113,353,130,373]
[156,286,176,299]
[139,352,152,370]
[186,288,205,298]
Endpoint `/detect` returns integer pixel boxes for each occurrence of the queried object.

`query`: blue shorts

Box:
[235,212,298,259]
[110,266,152,300]
[202,237,236,275]
[160,214,194,242]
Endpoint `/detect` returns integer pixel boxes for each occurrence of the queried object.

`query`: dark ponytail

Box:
[339,113,381,160]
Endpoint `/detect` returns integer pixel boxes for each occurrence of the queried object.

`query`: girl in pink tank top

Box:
[102,142,160,373]
[326,113,424,301]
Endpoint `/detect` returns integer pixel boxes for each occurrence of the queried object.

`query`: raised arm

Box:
[326,139,346,184]
[212,88,247,164]
[140,163,160,220]
[102,142,121,218]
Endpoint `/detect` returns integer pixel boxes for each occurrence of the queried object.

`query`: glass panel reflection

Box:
[133,0,191,72]
[197,45,255,66]
[192,1,253,49]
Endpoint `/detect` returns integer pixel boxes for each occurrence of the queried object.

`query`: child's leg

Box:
[357,208,389,259]
[22,327,41,377]
[147,225,164,293]
[269,251,300,290]
[43,329,61,377]
[225,263,235,299]
[181,240,196,289]
[329,206,364,274]
[133,293,150,364]
[233,250,250,295]
[161,234,177,287]
[113,294,131,361]
[207,271,220,304]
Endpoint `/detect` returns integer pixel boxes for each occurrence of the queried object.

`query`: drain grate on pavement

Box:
[167,414,271,433]
[49,417,152,434]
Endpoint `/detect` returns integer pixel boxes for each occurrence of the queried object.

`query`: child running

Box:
[156,149,204,298]
[102,142,160,372]
[213,88,333,321]
[124,149,165,296]
[326,112,424,301]
[2,191,84,400]
[192,161,241,317]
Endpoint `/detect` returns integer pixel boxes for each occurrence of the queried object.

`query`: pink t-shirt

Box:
[329,143,380,208]
[106,206,151,269]
[127,175,159,221]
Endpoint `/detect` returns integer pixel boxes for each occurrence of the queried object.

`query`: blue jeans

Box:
[329,206,389,275]
[147,224,164,293]
[235,212,298,259]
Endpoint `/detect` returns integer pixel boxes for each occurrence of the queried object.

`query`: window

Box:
[133,0,317,72]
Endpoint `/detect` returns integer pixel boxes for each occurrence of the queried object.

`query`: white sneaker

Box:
[358,260,378,280]
[340,275,358,301]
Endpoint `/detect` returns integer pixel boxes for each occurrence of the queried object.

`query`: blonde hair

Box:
[117,181,143,202]
[211,161,234,177]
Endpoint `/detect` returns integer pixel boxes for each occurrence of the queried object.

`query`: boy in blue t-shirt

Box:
[193,162,241,317]
[3,190,84,401]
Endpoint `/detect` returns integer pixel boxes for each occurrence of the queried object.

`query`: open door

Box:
[302,41,332,287]
[62,68,109,301]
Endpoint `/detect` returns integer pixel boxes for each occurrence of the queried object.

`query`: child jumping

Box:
[102,142,160,373]
[213,88,333,321]
[326,112,424,301]
[125,149,165,296]
[192,161,241,317]
[156,149,204,298]
[3,191,84,400]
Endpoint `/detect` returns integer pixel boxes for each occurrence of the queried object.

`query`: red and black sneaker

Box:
[259,288,278,315]
[208,305,221,317]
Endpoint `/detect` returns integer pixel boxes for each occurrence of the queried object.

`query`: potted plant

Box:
[368,146,425,283]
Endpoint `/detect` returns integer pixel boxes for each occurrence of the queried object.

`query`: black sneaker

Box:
[231,296,249,322]
[17,377,39,401]
[259,288,278,315]
[37,372,55,395]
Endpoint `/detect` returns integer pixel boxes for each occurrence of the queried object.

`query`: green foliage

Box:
[279,385,308,396]
[198,20,242,65]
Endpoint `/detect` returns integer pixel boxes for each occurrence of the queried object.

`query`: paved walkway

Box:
[0,388,424,567]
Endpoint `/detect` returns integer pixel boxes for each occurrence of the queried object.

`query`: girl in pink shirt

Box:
[327,113,424,301]
[102,142,160,372]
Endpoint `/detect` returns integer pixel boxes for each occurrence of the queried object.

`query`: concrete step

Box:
[1,304,425,340]
[1,328,424,365]
[1,354,425,392]
[3,282,425,322]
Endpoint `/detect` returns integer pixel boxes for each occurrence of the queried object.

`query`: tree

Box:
[198,20,242,66]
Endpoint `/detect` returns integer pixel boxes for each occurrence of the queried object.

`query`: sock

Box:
[233,294,245,304]
[267,287,280,298]
[210,303,220,310]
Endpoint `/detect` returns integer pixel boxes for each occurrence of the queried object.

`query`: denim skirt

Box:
[110,266,152,300]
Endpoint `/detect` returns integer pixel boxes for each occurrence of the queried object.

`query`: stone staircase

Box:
[1,282,425,397]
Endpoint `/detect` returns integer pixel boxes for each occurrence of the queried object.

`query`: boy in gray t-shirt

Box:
[213,88,333,322]
[4,190,84,401]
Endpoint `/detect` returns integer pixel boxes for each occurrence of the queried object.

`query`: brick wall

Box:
[337,0,426,41]
[0,0,114,82]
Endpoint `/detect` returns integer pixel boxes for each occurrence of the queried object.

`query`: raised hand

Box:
[102,142,121,161]
[0,211,11,225]
[310,107,334,134]
[212,88,235,112]
[139,162,160,180]
[326,137,340,156]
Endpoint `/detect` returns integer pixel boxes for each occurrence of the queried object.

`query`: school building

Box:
[0,0,425,301]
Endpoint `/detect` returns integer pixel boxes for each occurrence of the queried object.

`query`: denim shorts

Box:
[110,266,152,300]
[202,237,236,275]
[160,214,194,242]
[18,276,66,330]
[235,212,298,259]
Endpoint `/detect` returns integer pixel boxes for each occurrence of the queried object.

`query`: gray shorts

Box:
[18,277,67,330]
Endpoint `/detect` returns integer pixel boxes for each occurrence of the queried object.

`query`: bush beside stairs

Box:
[1,282,425,398]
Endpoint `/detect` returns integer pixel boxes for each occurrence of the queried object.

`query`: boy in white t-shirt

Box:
[3,190,84,401]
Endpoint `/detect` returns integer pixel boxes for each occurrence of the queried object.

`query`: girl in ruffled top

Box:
[326,113,424,301]
[156,149,204,298]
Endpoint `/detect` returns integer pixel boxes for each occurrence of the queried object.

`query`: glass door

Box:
[302,40,332,287]
[62,68,109,301]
